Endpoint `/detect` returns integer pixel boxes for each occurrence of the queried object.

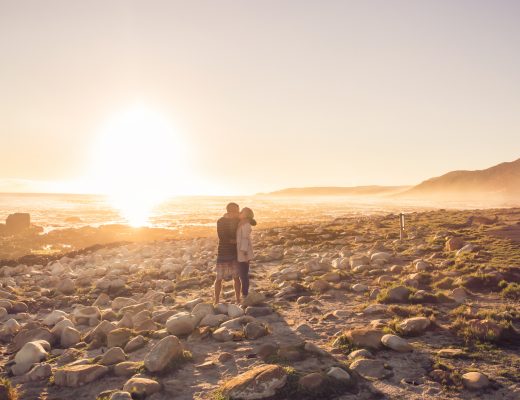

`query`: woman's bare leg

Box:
[233,277,242,304]
[214,278,222,305]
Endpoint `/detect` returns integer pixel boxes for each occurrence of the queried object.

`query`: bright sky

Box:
[1,0,519,195]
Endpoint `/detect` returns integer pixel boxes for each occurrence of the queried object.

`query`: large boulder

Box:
[5,213,30,233]
[221,364,287,399]
[13,341,48,375]
[8,327,54,353]
[144,335,184,373]
[165,312,198,336]
[54,364,108,387]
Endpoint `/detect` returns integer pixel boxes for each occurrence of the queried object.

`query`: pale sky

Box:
[1,0,519,195]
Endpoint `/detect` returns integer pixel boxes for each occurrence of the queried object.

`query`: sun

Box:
[89,104,187,226]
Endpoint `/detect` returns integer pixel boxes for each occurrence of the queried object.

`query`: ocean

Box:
[0,193,420,233]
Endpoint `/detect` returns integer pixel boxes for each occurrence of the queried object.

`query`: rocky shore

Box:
[0,208,520,399]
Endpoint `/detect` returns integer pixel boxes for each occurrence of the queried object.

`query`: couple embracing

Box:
[214,202,256,305]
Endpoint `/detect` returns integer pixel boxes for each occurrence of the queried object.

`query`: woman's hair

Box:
[242,207,257,226]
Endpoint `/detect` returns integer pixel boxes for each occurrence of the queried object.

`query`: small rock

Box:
[398,317,430,336]
[54,364,108,387]
[446,237,465,251]
[124,335,146,353]
[42,310,67,326]
[57,278,75,295]
[343,328,384,350]
[71,306,101,326]
[462,371,490,390]
[227,304,245,318]
[109,391,133,400]
[437,348,464,358]
[384,286,411,303]
[245,306,272,317]
[123,377,161,397]
[381,334,413,352]
[213,327,234,342]
[144,335,184,373]
[100,347,126,365]
[352,283,369,292]
[113,361,143,377]
[350,358,391,380]
[348,349,373,359]
[221,364,287,399]
[25,362,52,381]
[327,367,351,383]
[244,322,268,340]
[218,352,234,363]
[61,326,81,348]
[107,328,132,348]
[451,287,467,303]
[242,291,266,307]
[298,372,326,391]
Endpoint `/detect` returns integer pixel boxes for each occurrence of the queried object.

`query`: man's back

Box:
[217,216,239,263]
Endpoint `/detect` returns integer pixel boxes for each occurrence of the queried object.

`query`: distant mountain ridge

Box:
[261,158,520,203]
[399,158,520,201]
[261,185,409,196]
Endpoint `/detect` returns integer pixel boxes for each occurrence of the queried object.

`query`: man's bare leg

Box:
[214,279,222,305]
[233,277,242,304]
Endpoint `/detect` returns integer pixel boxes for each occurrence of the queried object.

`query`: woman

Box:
[236,207,256,302]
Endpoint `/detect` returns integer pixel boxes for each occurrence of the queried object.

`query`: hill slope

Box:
[261,185,409,196]
[400,158,520,201]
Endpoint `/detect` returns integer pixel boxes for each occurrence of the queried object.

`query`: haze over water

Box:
[0,193,497,236]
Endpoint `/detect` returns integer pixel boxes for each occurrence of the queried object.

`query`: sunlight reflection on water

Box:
[0,192,502,233]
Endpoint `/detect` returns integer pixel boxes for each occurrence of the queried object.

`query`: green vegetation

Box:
[387,304,437,318]
[376,284,416,304]
[0,378,18,400]
[500,281,520,300]
[433,276,454,289]
[331,334,359,354]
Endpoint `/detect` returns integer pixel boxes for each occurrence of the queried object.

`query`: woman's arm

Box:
[239,224,252,252]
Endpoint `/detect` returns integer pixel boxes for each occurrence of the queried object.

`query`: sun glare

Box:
[89,104,187,226]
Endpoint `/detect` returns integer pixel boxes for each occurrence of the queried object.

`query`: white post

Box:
[399,213,405,240]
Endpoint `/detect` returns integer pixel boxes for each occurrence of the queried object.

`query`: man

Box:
[214,202,241,304]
